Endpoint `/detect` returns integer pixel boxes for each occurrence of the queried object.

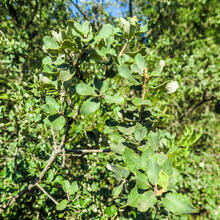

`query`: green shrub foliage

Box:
[0,0,219,219]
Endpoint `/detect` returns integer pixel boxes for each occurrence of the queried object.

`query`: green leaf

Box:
[134,123,147,142]
[61,40,75,49]
[76,83,96,96]
[42,56,52,65]
[137,191,157,212]
[41,104,57,115]
[110,143,125,155]
[122,148,141,172]
[133,97,151,106]
[43,36,59,49]
[105,205,118,217]
[156,152,168,166]
[112,183,124,198]
[146,157,160,185]
[46,96,60,112]
[56,199,68,211]
[72,21,90,37]
[104,94,124,105]
[42,96,60,115]
[81,21,90,36]
[117,125,135,135]
[127,186,140,207]
[62,180,78,195]
[47,169,55,182]
[148,131,160,150]
[119,17,130,36]
[162,193,196,215]
[62,180,71,193]
[134,54,146,75]
[68,182,78,195]
[140,24,148,33]
[141,148,155,171]
[161,160,173,176]
[80,98,100,115]
[42,64,57,75]
[158,171,169,191]
[49,115,66,132]
[118,65,139,85]
[94,24,114,42]
[51,30,62,42]
[136,172,149,190]
[106,164,129,181]
[94,77,103,91]
[59,68,75,81]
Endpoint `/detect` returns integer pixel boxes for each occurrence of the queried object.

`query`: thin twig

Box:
[51,128,58,150]
[62,147,66,168]
[139,68,149,121]
[5,149,59,210]
[2,105,80,212]
[145,28,152,38]
[71,1,90,21]
[65,148,111,154]
[36,183,58,205]
[129,0,133,17]
[119,39,129,57]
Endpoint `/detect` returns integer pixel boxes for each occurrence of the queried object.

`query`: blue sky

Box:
[70,0,128,18]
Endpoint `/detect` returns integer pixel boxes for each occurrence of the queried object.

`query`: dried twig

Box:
[51,128,58,150]
[119,39,129,57]
[36,183,58,205]
[139,68,149,121]
[65,148,111,154]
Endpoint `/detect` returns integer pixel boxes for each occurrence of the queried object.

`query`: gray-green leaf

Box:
[80,98,100,115]
[50,115,66,132]
[104,94,124,105]
[118,65,139,85]
[146,157,160,185]
[148,131,160,150]
[56,199,68,211]
[134,123,147,142]
[46,96,60,112]
[76,83,96,96]
[122,148,142,172]
[162,193,196,215]
[137,191,157,212]
[43,36,59,49]
[134,54,146,75]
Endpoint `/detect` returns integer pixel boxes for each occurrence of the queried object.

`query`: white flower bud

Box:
[165,81,179,94]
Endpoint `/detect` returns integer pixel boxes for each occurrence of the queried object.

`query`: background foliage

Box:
[0,0,219,219]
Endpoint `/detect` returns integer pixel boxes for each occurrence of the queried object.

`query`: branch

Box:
[36,183,58,205]
[65,148,111,154]
[5,149,59,209]
[71,1,90,21]
[3,105,78,212]
[25,0,39,29]
[145,28,152,38]
[51,128,58,150]
[129,0,133,17]
[139,68,149,121]
[119,39,129,57]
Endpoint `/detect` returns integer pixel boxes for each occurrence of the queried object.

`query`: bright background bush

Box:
[0,0,219,219]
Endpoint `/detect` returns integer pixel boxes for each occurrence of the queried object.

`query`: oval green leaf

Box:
[80,98,100,115]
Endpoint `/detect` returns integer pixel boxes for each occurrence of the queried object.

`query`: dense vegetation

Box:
[0,0,219,219]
